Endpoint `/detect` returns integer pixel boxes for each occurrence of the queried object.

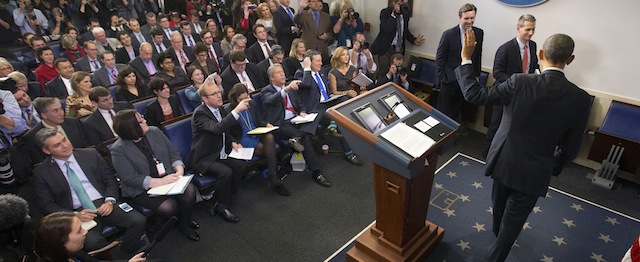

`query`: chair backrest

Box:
[60,98,66,110]
[600,101,640,142]
[162,113,193,161]
[176,88,195,114]
[132,97,156,116]
[250,92,264,118]
[107,85,118,99]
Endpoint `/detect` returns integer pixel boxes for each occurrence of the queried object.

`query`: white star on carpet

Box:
[487,207,493,215]
[460,161,469,167]
[570,203,584,211]
[459,194,470,202]
[532,206,542,213]
[605,217,620,226]
[540,255,554,262]
[522,222,531,230]
[434,183,443,189]
[443,209,456,217]
[447,171,457,178]
[456,240,470,250]
[552,236,566,246]
[561,218,576,228]
[472,222,486,232]
[545,192,552,198]
[598,233,614,243]
[589,252,606,262]
[472,182,483,189]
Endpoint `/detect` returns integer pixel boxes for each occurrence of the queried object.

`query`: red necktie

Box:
[522,44,529,74]
[283,95,296,114]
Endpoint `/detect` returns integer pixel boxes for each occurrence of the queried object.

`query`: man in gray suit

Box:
[32,128,146,255]
[455,31,591,261]
[92,51,126,87]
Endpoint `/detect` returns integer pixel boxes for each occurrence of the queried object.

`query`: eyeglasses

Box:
[203,91,223,97]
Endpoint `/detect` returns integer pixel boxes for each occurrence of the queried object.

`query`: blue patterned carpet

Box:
[329,153,640,262]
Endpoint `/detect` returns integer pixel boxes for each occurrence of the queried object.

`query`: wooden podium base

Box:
[346,221,444,262]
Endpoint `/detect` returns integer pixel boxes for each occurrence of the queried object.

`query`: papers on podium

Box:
[148,174,194,197]
[290,113,318,124]
[247,126,279,135]
[380,122,435,158]
[349,72,374,87]
[229,148,255,160]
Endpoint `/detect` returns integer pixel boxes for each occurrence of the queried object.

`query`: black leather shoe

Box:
[312,171,331,187]
[288,137,305,152]
[178,227,200,241]
[213,205,240,223]
[189,220,200,229]
[345,154,363,166]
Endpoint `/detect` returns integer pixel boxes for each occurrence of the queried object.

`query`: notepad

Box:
[290,113,318,124]
[349,72,374,87]
[321,94,345,103]
[81,220,97,231]
[148,174,194,196]
[247,126,279,135]
[229,148,255,160]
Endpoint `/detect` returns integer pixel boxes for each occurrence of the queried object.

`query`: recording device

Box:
[352,103,387,133]
[399,3,410,14]
[248,4,257,10]
[358,40,369,49]
[209,0,223,12]
[380,92,411,120]
[347,8,359,20]
[395,64,407,75]
[115,18,126,26]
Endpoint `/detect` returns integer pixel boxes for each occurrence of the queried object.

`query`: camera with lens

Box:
[395,64,407,75]
[347,8,359,20]
[358,40,369,49]
[248,4,257,10]
[209,0,223,12]
[399,3,410,14]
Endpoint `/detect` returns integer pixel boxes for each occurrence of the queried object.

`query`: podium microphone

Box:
[385,101,404,122]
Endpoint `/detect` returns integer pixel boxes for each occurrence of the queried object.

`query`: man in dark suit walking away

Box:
[455,31,590,262]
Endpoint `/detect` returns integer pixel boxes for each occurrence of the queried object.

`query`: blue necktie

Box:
[65,162,97,210]
[313,12,320,29]
[314,73,329,101]
[285,7,294,21]
[213,109,227,159]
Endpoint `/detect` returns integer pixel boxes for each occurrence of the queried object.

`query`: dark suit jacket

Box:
[115,47,140,64]
[455,65,590,196]
[186,104,240,169]
[140,24,157,35]
[181,32,202,47]
[220,62,266,100]
[190,21,205,34]
[282,56,302,81]
[260,83,317,136]
[145,95,184,127]
[129,31,152,48]
[436,25,483,85]
[245,40,276,64]
[129,56,158,84]
[294,9,333,61]
[27,82,46,99]
[45,76,69,98]
[74,56,104,73]
[166,46,197,67]
[256,59,272,84]
[293,68,331,113]
[23,118,98,166]
[110,127,183,198]
[92,64,127,87]
[493,38,539,84]
[370,6,416,55]
[187,59,220,76]
[375,72,415,93]
[84,102,133,142]
[32,148,119,215]
[273,5,298,54]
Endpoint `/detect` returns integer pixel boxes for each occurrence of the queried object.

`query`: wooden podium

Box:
[326,83,459,261]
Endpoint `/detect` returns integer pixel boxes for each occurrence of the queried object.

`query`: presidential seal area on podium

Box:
[326,82,459,261]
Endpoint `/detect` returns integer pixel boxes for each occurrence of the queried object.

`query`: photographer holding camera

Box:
[331,0,363,48]
[376,53,414,93]
[0,78,29,194]
[349,32,376,77]
[13,0,49,35]
[371,0,424,75]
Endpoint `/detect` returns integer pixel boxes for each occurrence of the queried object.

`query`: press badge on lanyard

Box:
[154,158,166,176]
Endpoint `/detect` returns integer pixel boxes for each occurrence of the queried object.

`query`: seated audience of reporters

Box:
[145,77,185,127]
[115,66,150,102]
[155,52,190,89]
[328,46,361,98]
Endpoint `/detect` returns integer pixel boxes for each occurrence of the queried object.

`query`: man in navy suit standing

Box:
[456,31,590,262]
[485,14,539,156]
[273,0,299,56]
[436,3,483,120]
